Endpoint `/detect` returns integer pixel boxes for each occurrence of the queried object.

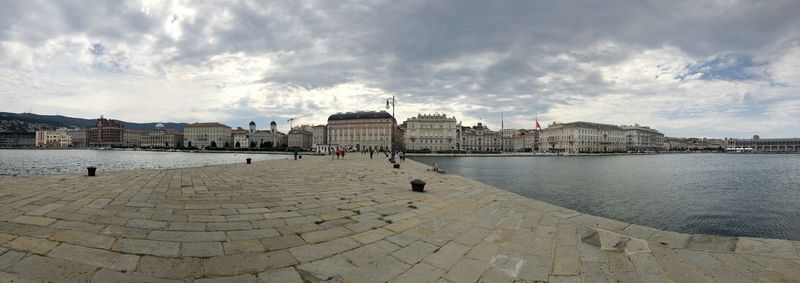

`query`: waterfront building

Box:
[89,116,124,147]
[460,123,501,152]
[142,123,183,148]
[232,127,250,148]
[521,129,540,151]
[726,135,800,152]
[665,137,726,151]
[539,121,626,153]
[0,132,35,148]
[67,129,89,148]
[250,121,288,149]
[403,114,459,152]
[35,128,72,148]
[621,124,665,152]
[184,122,232,149]
[312,125,327,148]
[327,111,396,151]
[288,125,313,150]
[123,129,147,148]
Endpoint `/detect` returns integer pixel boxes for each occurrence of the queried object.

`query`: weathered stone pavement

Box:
[0,154,799,282]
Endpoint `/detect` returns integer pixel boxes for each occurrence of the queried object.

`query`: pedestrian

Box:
[369,149,374,159]
[341,149,345,159]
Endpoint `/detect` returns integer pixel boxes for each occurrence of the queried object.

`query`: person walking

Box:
[341,149,346,159]
[369,149,374,159]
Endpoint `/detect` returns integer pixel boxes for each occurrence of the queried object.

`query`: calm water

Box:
[0,149,290,176]
[412,154,800,240]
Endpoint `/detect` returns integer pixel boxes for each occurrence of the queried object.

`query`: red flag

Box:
[535,119,541,130]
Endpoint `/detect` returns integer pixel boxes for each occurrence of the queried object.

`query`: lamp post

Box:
[386,96,396,162]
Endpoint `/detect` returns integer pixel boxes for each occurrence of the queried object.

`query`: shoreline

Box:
[0,154,797,281]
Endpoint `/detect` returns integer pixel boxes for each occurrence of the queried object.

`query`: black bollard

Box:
[246,158,252,164]
[410,179,426,192]
[393,163,400,169]
[87,166,97,177]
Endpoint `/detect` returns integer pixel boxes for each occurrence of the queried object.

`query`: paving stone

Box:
[48,243,140,272]
[0,250,26,269]
[423,241,471,270]
[277,223,320,236]
[552,246,580,275]
[263,211,302,219]
[648,245,709,283]
[628,252,673,283]
[195,274,259,283]
[203,250,298,276]
[340,255,410,283]
[290,237,360,262]
[8,215,56,226]
[0,233,17,244]
[262,235,307,251]
[137,256,203,279]
[251,218,286,228]
[5,236,58,254]
[148,230,227,242]
[453,226,492,246]
[91,268,185,283]
[685,235,738,252]
[301,227,353,244]
[392,240,439,265]
[343,240,402,266]
[387,229,422,247]
[391,262,445,283]
[227,228,281,241]
[112,238,180,257]
[127,219,168,230]
[50,229,117,249]
[735,237,799,259]
[25,203,64,216]
[207,222,253,231]
[674,249,759,283]
[296,254,357,280]
[351,228,395,244]
[182,241,224,257]
[9,255,97,282]
[649,230,690,249]
[223,239,265,254]
[445,257,488,283]
[168,221,206,231]
[257,267,304,283]
[0,271,36,283]
[101,225,150,239]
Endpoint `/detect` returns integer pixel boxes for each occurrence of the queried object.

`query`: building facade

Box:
[0,132,35,148]
[327,111,396,151]
[539,121,626,153]
[142,123,184,148]
[89,116,124,147]
[402,114,458,152]
[460,123,501,152]
[35,128,72,148]
[232,127,250,149]
[726,135,800,152]
[621,124,665,152]
[67,129,89,148]
[312,125,327,148]
[288,125,313,150]
[250,121,287,149]
[184,122,232,149]
[123,130,147,147]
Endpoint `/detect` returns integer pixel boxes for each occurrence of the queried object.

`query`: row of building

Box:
[10,112,800,154]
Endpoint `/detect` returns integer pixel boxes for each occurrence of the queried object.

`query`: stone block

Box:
[50,229,117,249]
[147,231,227,242]
[289,237,360,262]
[112,238,180,257]
[6,236,58,255]
[48,243,140,272]
[227,228,280,241]
[392,241,439,265]
[182,242,224,257]
[9,255,96,282]
[203,250,298,276]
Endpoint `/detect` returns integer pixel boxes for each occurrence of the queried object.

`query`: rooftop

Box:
[328,111,394,121]
[185,122,230,128]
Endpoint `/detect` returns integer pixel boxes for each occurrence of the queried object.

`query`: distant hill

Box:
[0,112,188,132]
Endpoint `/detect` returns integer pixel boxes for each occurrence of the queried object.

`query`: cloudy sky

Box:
[1,0,799,137]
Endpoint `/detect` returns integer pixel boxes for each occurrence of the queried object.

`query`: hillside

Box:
[0,112,188,132]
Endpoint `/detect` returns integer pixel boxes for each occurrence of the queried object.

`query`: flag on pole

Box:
[535,114,542,130]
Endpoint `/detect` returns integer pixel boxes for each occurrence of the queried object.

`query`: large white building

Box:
[327,111,396,151]
[403,114,459,152]
[35,128,72,148]
[250,121,287,149]
[184,122,232,149]
[142,123,183,148]
[621,124,665,152]
[726,135,800,152]
[539,121,626,153]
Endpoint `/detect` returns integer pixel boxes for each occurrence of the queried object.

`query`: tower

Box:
[270,121,277,133]
[249,121,256,134]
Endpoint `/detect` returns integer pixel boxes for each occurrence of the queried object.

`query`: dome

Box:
[155,123,165,129]
[249,121,256,125]
[270,121,277,125]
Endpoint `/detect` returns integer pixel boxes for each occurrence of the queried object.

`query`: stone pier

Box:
[0,154,798,282]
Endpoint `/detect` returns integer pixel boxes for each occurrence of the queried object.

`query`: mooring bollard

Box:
[410,179,426,192]
[246,158,252,164]
[87,166,97,177]
[393,163,401,169]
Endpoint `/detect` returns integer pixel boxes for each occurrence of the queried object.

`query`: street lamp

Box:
[386,96,396,161]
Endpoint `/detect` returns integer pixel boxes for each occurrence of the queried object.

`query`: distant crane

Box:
[286,114,312,129]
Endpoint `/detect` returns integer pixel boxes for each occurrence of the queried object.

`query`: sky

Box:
[1,1,799,138]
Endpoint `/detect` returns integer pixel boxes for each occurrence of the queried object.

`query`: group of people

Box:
[329,147,407,162]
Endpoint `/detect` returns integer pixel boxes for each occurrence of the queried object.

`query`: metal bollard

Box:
[410,179,426,192]
[87,166,97,177]
[246,158,252,164]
